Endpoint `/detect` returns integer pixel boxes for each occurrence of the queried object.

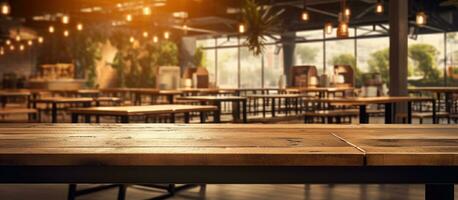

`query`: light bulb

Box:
[143,31,149,38]
[77,23,83,31]
[38,37,44,44]
[324,23,333,35]
[143,7,151,15]
[129,36,135,43]
[337,22,349,38]
[375,2,384,14]
[49,26,55,33]
[63,30,69,37]
[19,44,25,51]
[9,45,15,51]
[301,11,309,21]
[62,15,70,24]
[238,24,245,33]
[15,35,21,42]
[344,8,351,17]
[5,39,11,45]
[126,14,132,22]
[0,48,4,55]
[416,12,427,26]
[164,31,170,39]
[28,40,33,46]
[1,3,10,15]
[153,36,158,43]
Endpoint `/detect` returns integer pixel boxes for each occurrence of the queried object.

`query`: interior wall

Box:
[0,48,37,88]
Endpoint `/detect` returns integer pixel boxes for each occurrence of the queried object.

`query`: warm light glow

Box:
[143,31,149,38]
[9,45,14,51]
[15,35,21,42]
[301,11,309,21]
[49,26,55,33]
[324,23,333,35]
[238,24,245,33]
[38,37,44,44]
[164,31,170,39]
[19,44,25,51]
[63,30,70,37]
[375,1,384,14]
[5,39,11,45]
[416,12,427,26]
[0,48,4,55]
[77,23,83,31]
[337,22,349,38]
[143,7,151,15]
[28,40,33,46]
[129,36,135,43]
[62,15,70,24]
[126,14,133,22]
[344,8,351,17]
[1,3,10,15]
[153,36,159,43]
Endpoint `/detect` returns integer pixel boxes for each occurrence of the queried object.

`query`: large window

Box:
[295,42,324,74]
[264,45,284,88]
[447,32,458,86]
[217,48,238,88]
[240,47,262,88]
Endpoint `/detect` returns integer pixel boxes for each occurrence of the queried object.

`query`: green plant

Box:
[194,46,206,67]
[295,45,318,63]
[241,0,282,56]
[409,44,441,81]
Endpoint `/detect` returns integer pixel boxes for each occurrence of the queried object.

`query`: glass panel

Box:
[217,47,238,88]
[325,39,356,83]
[357,37,390,86]
[297,29,324,40]
[240,47,262,88]
[264,45,284,88]
[202,49,216,86]
[295,42,324,74]
[447,32,458,86]
[408,33,445,87]
[196,38,215,48]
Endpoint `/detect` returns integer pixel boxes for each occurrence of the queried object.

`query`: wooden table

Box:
[70,105,217,123]
[304,96,436,124]
[409,87,458,114]
[0,90,32,108]
[286,87,354,97]
[32,97,94,123]
[247,94,311,117]
[177,96,248,123]
[0,124,456,200]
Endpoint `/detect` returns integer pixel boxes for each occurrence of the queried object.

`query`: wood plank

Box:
[69,105,217,116]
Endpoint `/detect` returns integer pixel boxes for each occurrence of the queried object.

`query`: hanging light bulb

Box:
[9,45,14,51]
[238,23,245,33]
[5,39,11,45]
[15,35,21,42]
[126,14,133,22]
[63,30,69,37]
[375,0,384,14]
[324,23,333,35]
[129,36,135,43]
[344,8,351,17]
[143,31,149,38]
[1,2,10,15]
[143,6,151,15]
[19,44,25,51]
[416,12,427,26]
[76,23,83,31]
[38,37,44,44]
[49,26,55,33]
[62,15,70,24]
[164,31,170,39]
[301,10,309,21]
[153,36,159,43]
[0,48,4,55]
[337,22,349,38]
[28,40,33,46]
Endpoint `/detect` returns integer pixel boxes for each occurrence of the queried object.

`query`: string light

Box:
[5,39,11,45]
[143,7,151,15]
[416,12,427,26]
[49,26,55,33]
[238,24,245,33]
[62,15,70,24]
[129,36,135,43]
[301,0,309,21]
[153,36,159,43]
[28,40,33,46]
[63,30,70,37]
[1,2,10,15]
[77,23,83,31]
[9,45,14,51]
[0,48,4,55]
[38,37,44,44]
[324,23,333,35]
[164,31,170,39]
[375,0,384,14]
[15,35,21,42]
[143,31,149,38]
[344,8,351,17]
[126,14,133,22]
[19,44,25,51]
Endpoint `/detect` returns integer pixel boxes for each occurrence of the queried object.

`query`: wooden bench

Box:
[412,112,450,124]
[0,108,39,122]
[0,124,456,200]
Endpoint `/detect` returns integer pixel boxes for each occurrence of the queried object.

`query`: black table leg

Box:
[67,184,77,200]
[407,101,412,124]
[184,112,190,124]
[200,112,206,123]
[71,113,79,123]
[214,101,221,123]
[359,105,368,124]
[120,116,129,123]
[170,113,176,123]
[83,102,91,123]
[425,184,454,200]
[385,103,393,124]
[242,99,247,123]
[262,98,266,118]
[51,102,57,123]
[433,99,437,124]
[271,98,276,118]
[168,95,174,104]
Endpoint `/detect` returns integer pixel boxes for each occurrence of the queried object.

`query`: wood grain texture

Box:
[33,97,94,103]
[177,96,247,101]
[409,87,458,93]
[69,105,216,116]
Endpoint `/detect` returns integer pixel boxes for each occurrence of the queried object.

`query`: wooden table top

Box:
[69,105,217,116]
[306,96,434,105]
[177,96,247,101]
[0,90,32,97]
[33,97,94,103]
[247,94,312,99]
[409,87,458,93]
[286,87,354,93]
[0,124,456,167]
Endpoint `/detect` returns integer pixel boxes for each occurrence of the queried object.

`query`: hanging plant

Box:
[241,0,283,56]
